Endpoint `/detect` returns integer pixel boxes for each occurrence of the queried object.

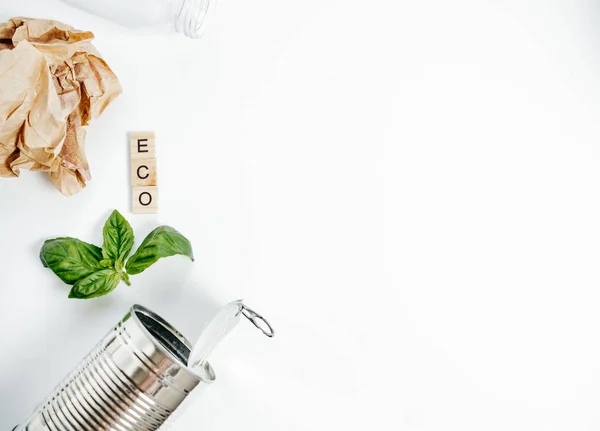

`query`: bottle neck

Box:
[169,0,215,38]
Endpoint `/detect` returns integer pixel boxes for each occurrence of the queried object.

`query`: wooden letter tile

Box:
[131,158,157,187]
[130,132,156,159]
[132,186,159,214]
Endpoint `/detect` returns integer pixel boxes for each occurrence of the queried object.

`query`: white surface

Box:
[1,1,600,430]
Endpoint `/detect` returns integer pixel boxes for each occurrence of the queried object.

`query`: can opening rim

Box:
[131,304,216,383]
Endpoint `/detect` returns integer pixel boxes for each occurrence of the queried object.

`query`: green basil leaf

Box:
[125,226,194,275]
[40,238,104,285]
[99,259,113,268]
[68,269,121,299]
[102,210,134,264]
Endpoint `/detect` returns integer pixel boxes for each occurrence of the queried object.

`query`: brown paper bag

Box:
[0,17,121,196]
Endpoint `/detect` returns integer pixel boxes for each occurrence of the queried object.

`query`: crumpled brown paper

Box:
[0,17,121,196]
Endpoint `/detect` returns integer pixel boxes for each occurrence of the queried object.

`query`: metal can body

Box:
[15,305,215,431]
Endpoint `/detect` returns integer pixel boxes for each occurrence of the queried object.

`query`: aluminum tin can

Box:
[15,304,215,431]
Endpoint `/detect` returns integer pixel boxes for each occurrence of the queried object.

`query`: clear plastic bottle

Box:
[61,0,217,38]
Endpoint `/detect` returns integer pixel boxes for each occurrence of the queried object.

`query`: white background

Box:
[1,0,600,430]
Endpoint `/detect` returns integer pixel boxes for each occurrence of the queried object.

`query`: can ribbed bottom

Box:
[20,342,171,430]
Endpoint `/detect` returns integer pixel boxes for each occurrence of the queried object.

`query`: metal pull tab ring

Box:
[188,301,275,372]
[241,305,275,338]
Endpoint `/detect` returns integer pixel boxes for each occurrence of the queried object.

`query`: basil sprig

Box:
[40,210,194,299]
